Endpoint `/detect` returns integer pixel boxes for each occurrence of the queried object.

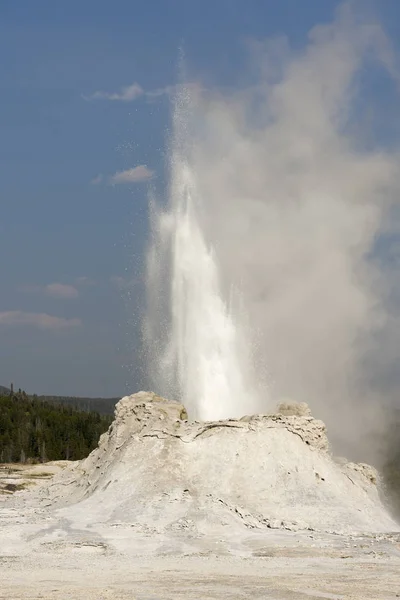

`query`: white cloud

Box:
[84,82,144,102]
[0,311,81,330]
[109,165,154,184]
[83,82,182,103]
[45,283,79,299]
[145,85,175,99]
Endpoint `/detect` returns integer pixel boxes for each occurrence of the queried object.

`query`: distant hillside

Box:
[34,395,118,416]
[0,385,118,415]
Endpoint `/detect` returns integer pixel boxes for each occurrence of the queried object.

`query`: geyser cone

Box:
[43,393,398,536]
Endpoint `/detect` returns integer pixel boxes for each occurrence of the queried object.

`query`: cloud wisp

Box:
[21,283,79,299]
[0,311,81,330]
[83,82,200,104]
[109,165,154,184]
[83,82,174,103]
[83,82,144,102]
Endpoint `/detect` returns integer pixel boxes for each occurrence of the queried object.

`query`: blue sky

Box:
[1,0,399,397]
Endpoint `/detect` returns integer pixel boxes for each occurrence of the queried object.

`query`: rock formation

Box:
[39,391,398,536]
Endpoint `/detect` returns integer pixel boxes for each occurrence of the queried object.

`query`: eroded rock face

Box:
[115,391,188,424]
[107,392,328,451]
[37,391,398,535]
[277,400,312,418]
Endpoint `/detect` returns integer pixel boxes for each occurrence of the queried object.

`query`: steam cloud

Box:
[145,3,400,463]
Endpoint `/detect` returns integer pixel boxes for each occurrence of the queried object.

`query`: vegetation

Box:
[0,389,113,464]
[0,384,118,416]
[33,394,117,415]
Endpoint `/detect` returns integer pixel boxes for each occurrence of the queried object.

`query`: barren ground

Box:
[1,463,400,600]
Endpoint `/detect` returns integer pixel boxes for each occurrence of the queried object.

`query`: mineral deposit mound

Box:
[39,392,397,537]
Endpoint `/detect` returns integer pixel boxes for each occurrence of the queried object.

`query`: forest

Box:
[0,385,117,415]
[0,389,113,464]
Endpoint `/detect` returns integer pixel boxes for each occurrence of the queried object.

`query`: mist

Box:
[145,2,400,464]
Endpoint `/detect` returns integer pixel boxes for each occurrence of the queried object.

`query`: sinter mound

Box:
[39,391,398,535]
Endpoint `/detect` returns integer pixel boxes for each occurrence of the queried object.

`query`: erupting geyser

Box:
[145,86,259,421]
[2,7,400,598]
[145,8,400,458]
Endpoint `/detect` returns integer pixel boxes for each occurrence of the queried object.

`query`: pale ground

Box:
[1,393,400,599]
[1,466,399,600]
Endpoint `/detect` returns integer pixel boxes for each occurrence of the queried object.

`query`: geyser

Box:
[145,87,259,421]
[145,3,400,454]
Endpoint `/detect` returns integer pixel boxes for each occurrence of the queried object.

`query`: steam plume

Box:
[145,3,400,461]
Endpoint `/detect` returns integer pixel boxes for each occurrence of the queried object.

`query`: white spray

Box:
[145,86,258,420]
[145,4,400,458]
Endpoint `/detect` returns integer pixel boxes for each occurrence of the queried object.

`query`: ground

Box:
[1,463,400,600]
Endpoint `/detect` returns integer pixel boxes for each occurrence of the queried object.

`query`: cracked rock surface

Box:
[35,391,396,535]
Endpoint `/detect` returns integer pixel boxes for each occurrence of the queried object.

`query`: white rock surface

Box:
[38,391,397,535]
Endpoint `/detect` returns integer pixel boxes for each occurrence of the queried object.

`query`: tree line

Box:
[0,389,113,464]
